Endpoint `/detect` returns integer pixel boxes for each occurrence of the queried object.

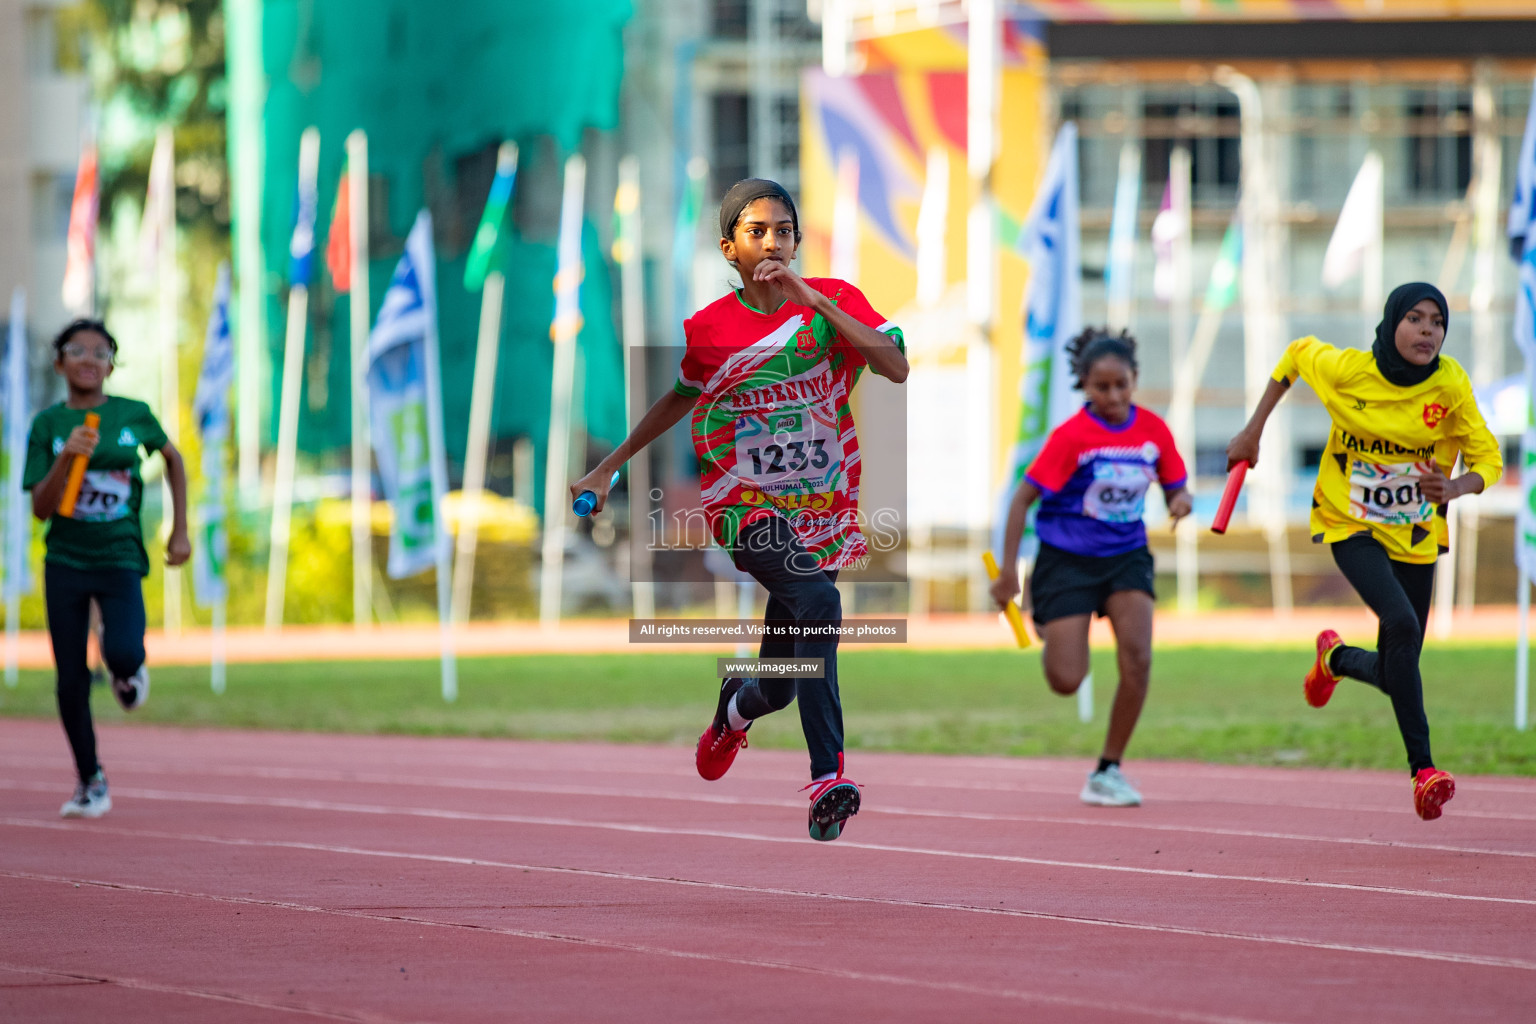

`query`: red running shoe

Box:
[1305,629,1344,708]
[1413,768,1455,821]
[695,678,750,781]
[802,753,861,842]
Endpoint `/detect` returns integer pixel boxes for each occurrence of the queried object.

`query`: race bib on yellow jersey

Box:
[733,409,842,497]
[1348,459,1435,525]
[71,469,132,523]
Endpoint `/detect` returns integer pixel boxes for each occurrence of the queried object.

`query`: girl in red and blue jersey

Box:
[991,329,1191,807]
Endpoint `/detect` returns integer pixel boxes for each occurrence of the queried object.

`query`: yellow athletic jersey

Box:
[1273,337,1503,564]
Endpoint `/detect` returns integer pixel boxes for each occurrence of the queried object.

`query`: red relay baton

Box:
[1210,461,1248,535]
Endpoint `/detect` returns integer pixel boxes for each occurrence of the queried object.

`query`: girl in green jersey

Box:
[24,319,190,819]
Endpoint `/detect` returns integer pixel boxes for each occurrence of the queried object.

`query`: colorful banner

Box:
[368,213,444,579]
[61,140,98,315]
[464,143,519,292]
[192,265,234,607]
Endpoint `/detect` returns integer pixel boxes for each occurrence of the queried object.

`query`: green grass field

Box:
[1,645,1530,775]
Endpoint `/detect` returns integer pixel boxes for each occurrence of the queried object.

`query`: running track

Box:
[1,720,1532,1023]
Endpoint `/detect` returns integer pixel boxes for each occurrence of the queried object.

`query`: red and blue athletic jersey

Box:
[1025,404,1188,557]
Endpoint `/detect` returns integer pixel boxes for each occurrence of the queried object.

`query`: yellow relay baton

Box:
[981,551,1033,649]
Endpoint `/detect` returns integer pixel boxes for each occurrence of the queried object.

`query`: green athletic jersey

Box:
[23,397,168,576]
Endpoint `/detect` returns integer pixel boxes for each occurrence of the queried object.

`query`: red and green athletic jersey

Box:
[674,278,903,570]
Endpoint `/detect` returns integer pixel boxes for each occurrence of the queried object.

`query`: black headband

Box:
[719,178,800,240]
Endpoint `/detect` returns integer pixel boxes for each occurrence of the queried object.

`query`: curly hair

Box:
[52,318,119,364]
[1065,327,1137,389]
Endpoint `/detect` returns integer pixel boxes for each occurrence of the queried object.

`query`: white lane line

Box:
[7,829,1533,973]
[8,751,1531,820]
[3,869,1292,1024]
[0,957,425,1023]
[3,783,1533,911]
[4,761,1530,862]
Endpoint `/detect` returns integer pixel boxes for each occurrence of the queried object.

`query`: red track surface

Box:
[2,719,1533,1022]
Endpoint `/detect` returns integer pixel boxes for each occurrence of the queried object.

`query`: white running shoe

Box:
[1081,764,1142,807]
[60,773,111,819]
[112,665,149,711]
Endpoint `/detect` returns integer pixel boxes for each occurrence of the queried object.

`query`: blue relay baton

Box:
[573,469,621,517]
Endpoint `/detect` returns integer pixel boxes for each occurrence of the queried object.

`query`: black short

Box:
[1029,541,1155,626]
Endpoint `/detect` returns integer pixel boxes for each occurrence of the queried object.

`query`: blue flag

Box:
[192,265,232,607]
[368,213,446,579]
[289,129,320,287]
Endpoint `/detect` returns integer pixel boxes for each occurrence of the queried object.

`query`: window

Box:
[1404,88,1471,197]
[710,92,752,196]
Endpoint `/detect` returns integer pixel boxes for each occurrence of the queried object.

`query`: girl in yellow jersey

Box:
[1227,282,1501,821]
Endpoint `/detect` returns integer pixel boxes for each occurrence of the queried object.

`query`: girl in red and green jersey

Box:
[1227,283,1501,820]
[24,319,191,819]
[572,178,907,841]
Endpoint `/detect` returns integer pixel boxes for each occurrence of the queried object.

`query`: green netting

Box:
[250,0,632,481]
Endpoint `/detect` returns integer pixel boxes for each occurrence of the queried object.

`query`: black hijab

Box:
[1373,282,1446,387]
[719,178,800,242]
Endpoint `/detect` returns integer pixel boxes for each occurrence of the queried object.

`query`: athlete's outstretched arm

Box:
[990,478,1042,610]
[1226,377,1290,470]
[569,389,694,515]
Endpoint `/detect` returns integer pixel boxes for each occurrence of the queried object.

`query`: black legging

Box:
[45,562,147,782]
[728,515,844,779]
[1329,535,1436,775]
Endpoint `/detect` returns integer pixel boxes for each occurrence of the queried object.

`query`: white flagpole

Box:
[1164,147,1197,614]
[966,0,998,613]
[450,268,504,625]
[1105,142,1142,333]
[265,127,319,631]
[540,153,587,627]
[1219,67,1292,613]
[348,129,372,631]
[615,155,655,620]
[153,128,182,635]
[451,141,517,628]
[414,217,457,702]
[4,288,27,686]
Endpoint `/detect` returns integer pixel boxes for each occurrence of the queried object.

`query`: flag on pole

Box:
[4,288,30,685]
[1002,122,1081,556]
[61,139,99,315]
[289,140,320,288]
[1151,179,1186,303]
[672,156,708,330]
[1205,216,1243,312]
[1321,151,1384,289]
[139,130,174,276]
[368,213,445,579]
[192,265,233,607]
[464,143,519,292]
[1509,78,1536,580]
[1010,122,1082,479]
[4,288,31,601]
[1104,142,1141,328]
[326,165,352,293]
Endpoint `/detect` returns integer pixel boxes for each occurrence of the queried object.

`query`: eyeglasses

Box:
[62,344,114,363]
